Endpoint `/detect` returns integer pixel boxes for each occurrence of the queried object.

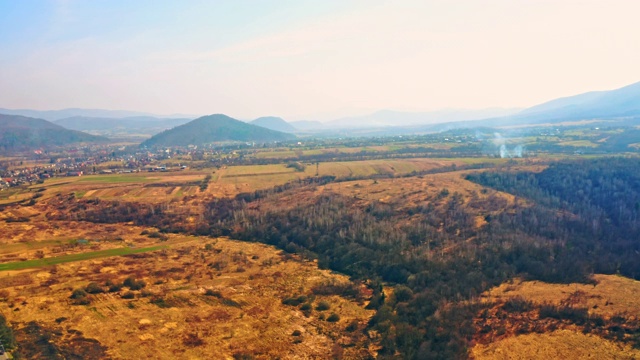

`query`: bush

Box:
[502,296,533,313]
[123,276,146,290]
[73,297,91,305]
[315,301,331,311]
[85,282,104,294]
[121,291,135,299]
[108,283,123,292]
[346,320,359,332]
[70,289,87,299]
[291,330,302,337]
[312,280,359,299]
[300,303,312,311]
[147,231,168,241]
[327,313,340,322]
[282,295,308,306]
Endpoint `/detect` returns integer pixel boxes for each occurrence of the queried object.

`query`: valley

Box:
[2,139,640,359]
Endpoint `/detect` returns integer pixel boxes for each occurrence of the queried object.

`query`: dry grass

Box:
[483,274,640,318]
[471,329,640,360]
[471,275,640,359]
[0,233,374,359]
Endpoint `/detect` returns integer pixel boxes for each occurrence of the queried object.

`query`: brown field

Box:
[471,329,640,359]
[483,274,640,319]
[0,230,375,359]
[8,158,519,207]
[471,274,640,359]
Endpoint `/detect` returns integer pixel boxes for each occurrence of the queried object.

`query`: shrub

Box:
[73,297,91,305]
[121,291,135,299]
[282,295,308,306]
[123,276,146,290]
[311,280,359,299]
[346,320,359,332]
[316,301,331,311]
[70,289,87,299]
[85,282,104,294]
[502,296,533,313]
[291,330,302,337]
[108,283,123,292]
[327,313,340,322]
[300,303,312,311]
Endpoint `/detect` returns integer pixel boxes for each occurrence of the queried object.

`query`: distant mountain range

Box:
[54,116,192,135]
[502,80,640,124]
[0,108,197,121]
[324,108,523,129]
[0,114,107,151]
[141,114,295,148]
[250,117,296,133]
[305,80,640,134]
[3,80,639,140]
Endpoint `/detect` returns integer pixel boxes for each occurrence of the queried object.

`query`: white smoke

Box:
[494,133,523,158]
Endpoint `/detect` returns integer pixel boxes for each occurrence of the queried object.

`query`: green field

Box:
[77,175,154,183]
[0,245,166,271]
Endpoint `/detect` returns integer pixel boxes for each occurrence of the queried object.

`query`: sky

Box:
[1,0,639,121]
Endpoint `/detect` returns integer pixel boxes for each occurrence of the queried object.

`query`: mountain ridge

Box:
[0,108,198,121]
[141,114,295,147]
[0,114,107,151]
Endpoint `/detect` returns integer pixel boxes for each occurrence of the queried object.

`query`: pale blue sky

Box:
[1,0,639,120]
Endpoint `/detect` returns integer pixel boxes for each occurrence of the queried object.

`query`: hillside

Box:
[141,114,295,147]
[250,116,296,133]
[472,80,640,127]
[0,114,107,151]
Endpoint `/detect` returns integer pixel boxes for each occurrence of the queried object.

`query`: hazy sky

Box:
[1,0,639,120]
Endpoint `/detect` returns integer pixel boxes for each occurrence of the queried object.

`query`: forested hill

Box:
[141,114,295,147]
[466,158,640,278]
[0,114,107,151]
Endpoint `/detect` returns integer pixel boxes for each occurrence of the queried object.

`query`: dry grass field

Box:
[471,329,640,360]
[470,274,640,359]
[0,225,375,359]
[483,274,640,319]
